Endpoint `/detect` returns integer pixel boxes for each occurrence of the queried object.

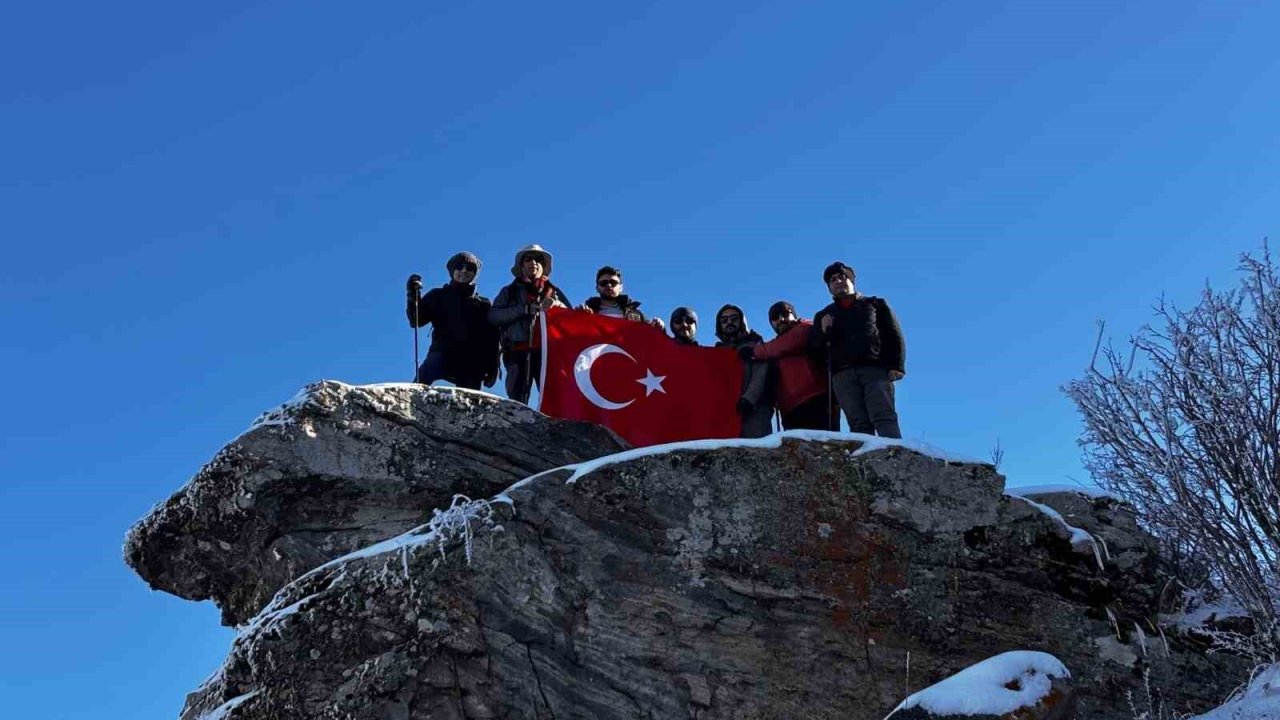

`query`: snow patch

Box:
[1005,482,1113,499]
[888,651,1070,717]
[241,382,508,441]
[1162,588,1251,633]
[501,430,983,493]
[1189,663,1280,720]
[196,690,260,720]
[245,387,313,432]
[1006,493,1105,571]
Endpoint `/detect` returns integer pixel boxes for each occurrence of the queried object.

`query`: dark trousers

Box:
[831,366,901,438]
[739,403,774,439]
[781,394,837,431]
[415,350,482,390]
[504,349,543,405]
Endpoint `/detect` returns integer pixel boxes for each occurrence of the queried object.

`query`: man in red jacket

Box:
[741,301,834,431]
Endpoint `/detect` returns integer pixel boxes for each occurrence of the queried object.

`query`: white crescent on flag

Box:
[574,344,637,410]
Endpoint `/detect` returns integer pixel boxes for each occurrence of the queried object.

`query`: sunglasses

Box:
[455,262,478,273]
[672,317,695,325]
[597,279,620,288]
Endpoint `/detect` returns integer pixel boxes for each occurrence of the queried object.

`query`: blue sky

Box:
[2,1,1277,717]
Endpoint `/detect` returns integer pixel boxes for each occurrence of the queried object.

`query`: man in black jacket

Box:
[406,251,500,390]
[579,265,666,331]
[487,244,571,404]
[812,262,905,438]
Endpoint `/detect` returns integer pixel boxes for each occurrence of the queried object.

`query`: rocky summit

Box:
[126,382,1249,719]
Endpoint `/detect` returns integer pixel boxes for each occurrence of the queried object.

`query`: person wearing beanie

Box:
[811,261,905,438]
[578,265,666,331]
[739,301,833,430]
[488,244,571,404]
[669,306,699,346]
[405,251,500,390]
[715,304,774,438]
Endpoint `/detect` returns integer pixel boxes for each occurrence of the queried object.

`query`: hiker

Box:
[578,265,666,330]
[812,262,905,438]
[488,244,571,404]
[715,304,774,438]
[405,252,499,390]
[669,306,699,346]
[740,301,833,430]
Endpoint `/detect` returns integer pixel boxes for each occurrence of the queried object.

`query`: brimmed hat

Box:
[511,244,554,277]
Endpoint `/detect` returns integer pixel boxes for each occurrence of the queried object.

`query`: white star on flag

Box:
[635,369,667,397]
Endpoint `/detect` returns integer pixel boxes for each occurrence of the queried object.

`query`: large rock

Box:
[124,381,628,626]
[134,388,1248,719]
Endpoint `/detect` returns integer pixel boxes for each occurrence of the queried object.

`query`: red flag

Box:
[538,308,743,446]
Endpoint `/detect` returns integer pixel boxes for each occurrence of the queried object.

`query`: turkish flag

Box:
[538,308,743,447]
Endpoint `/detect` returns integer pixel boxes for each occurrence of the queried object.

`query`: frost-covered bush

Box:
[1065,244,1280,646]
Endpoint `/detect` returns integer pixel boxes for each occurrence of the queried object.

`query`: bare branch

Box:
[1063,242,1280,647]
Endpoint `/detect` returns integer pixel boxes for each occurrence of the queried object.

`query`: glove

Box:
[406,274,423,296]
[737,345,755,362]
[736,398,753,416]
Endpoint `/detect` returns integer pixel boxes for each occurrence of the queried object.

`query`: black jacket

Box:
[811,294,905,375]
[407,281,500,381]
[584,295,646,322]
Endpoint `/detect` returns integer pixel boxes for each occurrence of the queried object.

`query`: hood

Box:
[714,303,752,344]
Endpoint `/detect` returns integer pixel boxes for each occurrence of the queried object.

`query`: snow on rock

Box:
[1162,587,1252,633]
[1190,663,1280,720]
[886,651,1071,718]
[236,494,499,640]
[125,379,628,626]
[1005,483,1112,499]
[195,690,259,720]
[1006,493,1106,570]
[150,384,1255,720]
[494,429,986,501]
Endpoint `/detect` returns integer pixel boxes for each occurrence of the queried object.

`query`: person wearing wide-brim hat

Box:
[488,244,572,404]
[404,251,500,390]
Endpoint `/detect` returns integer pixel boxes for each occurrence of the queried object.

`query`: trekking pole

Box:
[411,288,421,382]
[523,312,536,404]
[826,340,835,431]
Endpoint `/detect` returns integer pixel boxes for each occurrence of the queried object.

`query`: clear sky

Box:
[2,1,1277,717]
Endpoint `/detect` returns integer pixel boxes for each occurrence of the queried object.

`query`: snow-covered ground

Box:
[1189,663,1280,720]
